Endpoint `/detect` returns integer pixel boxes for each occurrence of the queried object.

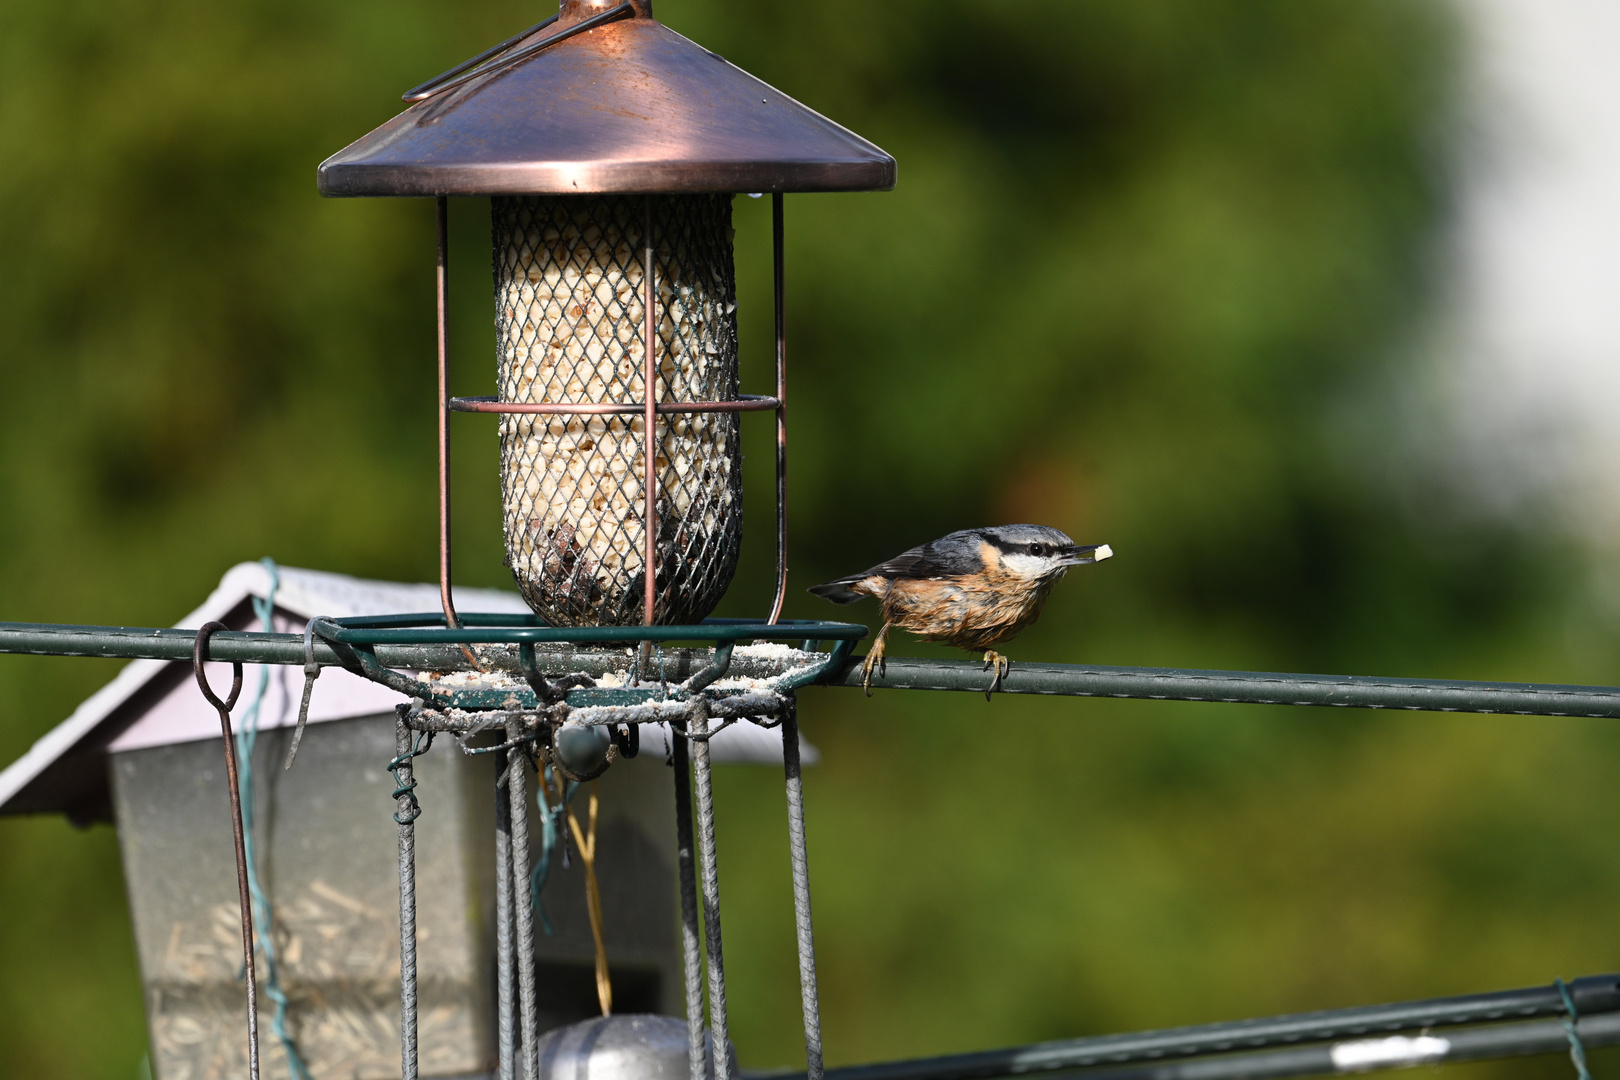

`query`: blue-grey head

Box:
[978,524,1113,582]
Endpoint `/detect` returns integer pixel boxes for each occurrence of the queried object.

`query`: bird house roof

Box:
[0,564,527,824]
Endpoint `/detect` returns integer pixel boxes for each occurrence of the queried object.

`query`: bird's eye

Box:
[1028,542,1045,557]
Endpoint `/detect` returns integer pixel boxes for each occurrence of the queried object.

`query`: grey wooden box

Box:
[111,713,681,1080]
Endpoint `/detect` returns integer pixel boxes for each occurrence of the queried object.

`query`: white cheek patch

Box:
[1000,552,1050,579]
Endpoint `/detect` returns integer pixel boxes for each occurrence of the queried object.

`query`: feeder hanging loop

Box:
[192,621,261,1080]
[400,3,632,104]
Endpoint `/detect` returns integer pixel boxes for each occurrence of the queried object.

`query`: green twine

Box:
[235,558,313,1080]
[531,765,579,936]
[387,727,434,825]
[1556,978,1593,1080]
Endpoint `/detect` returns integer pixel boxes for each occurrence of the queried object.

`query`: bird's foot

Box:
[861,639,888,697]
[982,650,1009,700]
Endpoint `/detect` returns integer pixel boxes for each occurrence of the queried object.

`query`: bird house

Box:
[0,563,806,1080]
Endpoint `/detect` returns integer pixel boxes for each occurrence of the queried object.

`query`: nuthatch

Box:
[810,524,1112,698]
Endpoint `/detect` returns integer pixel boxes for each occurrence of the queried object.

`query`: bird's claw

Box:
[861,641,887,697]
[982,650,1009,700]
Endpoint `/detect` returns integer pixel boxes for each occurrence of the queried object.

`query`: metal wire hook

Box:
[191,620,259,1080]
[193,621,244,713]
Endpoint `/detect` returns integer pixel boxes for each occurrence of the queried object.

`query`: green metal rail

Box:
[4,621,1620,718]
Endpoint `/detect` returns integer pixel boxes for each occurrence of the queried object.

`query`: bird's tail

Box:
[808,577,865,605]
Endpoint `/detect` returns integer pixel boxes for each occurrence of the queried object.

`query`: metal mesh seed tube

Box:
[493,194,742,625]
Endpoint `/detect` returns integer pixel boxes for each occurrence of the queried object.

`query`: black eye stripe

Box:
[985,534,1060,557]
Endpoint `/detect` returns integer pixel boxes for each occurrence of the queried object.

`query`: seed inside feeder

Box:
[493,195,741,626]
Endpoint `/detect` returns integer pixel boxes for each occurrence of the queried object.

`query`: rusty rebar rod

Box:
[781,702,824,1080]
[392,712,421,1080]
[495,757,517,1080]
[672,718,708,1080]
[689,698,732,1080]
[505,721,539,1080]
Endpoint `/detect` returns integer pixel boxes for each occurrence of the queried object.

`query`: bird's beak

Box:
[1059,543,1113,567]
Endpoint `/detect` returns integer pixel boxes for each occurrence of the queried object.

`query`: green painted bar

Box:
[4,621,1620,718]
[839,656,1620,718]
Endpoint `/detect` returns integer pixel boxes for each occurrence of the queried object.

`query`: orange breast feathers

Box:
[870,540,1057,651]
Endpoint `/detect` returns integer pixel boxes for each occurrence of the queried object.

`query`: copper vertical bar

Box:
[768,193,788,624]
[437,196,461,630]
[643,195,658,626]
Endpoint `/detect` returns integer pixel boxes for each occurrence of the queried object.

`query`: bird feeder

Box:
[318,0,895,631]
[313,5,891,1080]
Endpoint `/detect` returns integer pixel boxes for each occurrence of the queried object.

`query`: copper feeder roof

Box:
[318,0,896,197]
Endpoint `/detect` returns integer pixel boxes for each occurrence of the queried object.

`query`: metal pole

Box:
[781,700,824,1080]
[394,712,420,1080]
[495,756,516,1080]
[689,699,732,1080]
[998,1011,1620,1080]
[506,723,539,1080]
[768,192,788,625]
[436,196,460,630]
[23,623,1620,719]
[192,624,259,1080]
[809,974,1620,1080]
[672,718,707,1080]
[644,194,659,626]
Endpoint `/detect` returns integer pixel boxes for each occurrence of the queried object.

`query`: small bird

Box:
[810,524,1112,698]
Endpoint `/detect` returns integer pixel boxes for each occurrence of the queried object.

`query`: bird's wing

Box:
[809,532,985,603]
[864,536,982,580]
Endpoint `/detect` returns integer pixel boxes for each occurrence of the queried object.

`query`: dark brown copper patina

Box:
[317,0,895,196]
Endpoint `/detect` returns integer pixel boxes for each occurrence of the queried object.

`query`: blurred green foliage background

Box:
[4,0,1620,1077]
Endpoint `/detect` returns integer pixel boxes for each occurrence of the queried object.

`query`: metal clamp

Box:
[282,617,327,770]
[682,641,735,694]
[519,641,567,705]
